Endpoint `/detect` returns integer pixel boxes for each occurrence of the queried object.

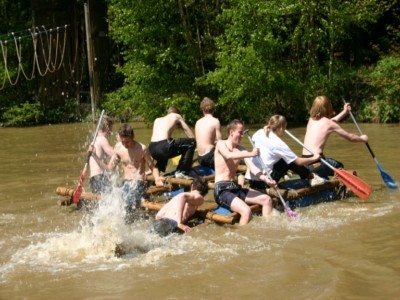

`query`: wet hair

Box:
[100,115,113,131]
[167,106,180,114]
[227,119,244,133]
[309,95,334,120]
[119,124,134,138]
[200,97,215,114]
[265,115,287,137]
[191,176,209,196]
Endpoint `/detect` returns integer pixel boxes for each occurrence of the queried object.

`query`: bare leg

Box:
[230,197,252,225]
[245,190,273,217]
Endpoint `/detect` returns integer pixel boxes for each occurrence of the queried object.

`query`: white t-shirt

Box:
[247,128,297,180]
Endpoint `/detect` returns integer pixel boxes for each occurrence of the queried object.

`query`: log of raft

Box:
[145,164,247,189]
[145,175,216,189]
[56,185,257,224]
[265,177,341,200]
[56,185,172,206]
[141,201,261,225]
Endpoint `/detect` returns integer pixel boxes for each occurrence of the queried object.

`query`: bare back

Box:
[89,133,114,177]
[303,118,333,155]
[155,190,203,224]
[303,117,364,155]
[195,114,222,156]
[151,113,194,142]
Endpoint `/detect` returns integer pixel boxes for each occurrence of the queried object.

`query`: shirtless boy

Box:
[214,119,276,225]
[151,176,209,236]
[106,124,164,221]
[195,97,222,169]
[302,96,368,177]
[88,115,114,193]
[149,106,196,178]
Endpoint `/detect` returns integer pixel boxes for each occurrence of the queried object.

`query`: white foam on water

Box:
[1,182,248,278]
[2,181,398,282]
[0,213,16,225]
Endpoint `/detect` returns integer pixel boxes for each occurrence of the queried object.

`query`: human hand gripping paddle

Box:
[72,110,106,205]
[344,100,398,190]
[284,129,372,200]
[244,129,296,219]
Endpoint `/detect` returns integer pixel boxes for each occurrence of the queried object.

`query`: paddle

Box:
[344,100,398,190]
[244,129,296,219]
[284,129,372,200]
[72,109,106,204]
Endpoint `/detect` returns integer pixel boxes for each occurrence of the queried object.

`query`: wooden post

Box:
[84,3,96,121]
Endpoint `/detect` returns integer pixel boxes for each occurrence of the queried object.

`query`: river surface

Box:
[1,122,399,299]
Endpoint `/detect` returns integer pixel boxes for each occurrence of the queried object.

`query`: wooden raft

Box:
[265,177,341,201]
[56,186,257,224]
[141,201,261,225]
[56,185,171,206]
[145,164,247,189]
[146,175,216,189]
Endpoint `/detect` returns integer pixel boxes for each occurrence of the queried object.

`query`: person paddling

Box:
[88,115,115,193]
[302,96,368,178]
[214,119,276,225]
[247,115,323,188]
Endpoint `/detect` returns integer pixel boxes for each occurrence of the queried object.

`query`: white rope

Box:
[56,26,68,71]
[0,39,22,86]
[13,34,35,80]
[38,26,55,73]
[0,25,70,90]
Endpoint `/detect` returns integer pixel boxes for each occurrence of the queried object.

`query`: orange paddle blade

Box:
[73,165,87,204]
[73,185,83,204]
[334,169,372,200]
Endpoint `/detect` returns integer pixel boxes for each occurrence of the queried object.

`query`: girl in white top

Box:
[248,115,321,188]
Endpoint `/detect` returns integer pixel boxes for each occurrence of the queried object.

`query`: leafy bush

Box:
[2,102,43,126]
[360,56,400,122]
[44,99,80,123]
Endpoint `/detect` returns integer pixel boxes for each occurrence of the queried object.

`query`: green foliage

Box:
[44,99,79,124]
[1,98,80,126]
[359,56,400,122]
[1,0,400,126]
[196,0,397,123]
[105,0,224,123]
[2,102,43,126]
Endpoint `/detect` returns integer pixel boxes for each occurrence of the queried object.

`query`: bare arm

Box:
[143,147,164,186]
[178,115,195,138]
[293,153,320,166]
[217,141,259,161]
[106,153,121,171]
[244,157,277,187]
[215,120,222,141]
[331,103,350,122]
[88,144,107,170]
[332,122,368,142]
[100,139,114,158]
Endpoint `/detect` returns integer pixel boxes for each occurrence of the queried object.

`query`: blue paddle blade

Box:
[376,161,398,190]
